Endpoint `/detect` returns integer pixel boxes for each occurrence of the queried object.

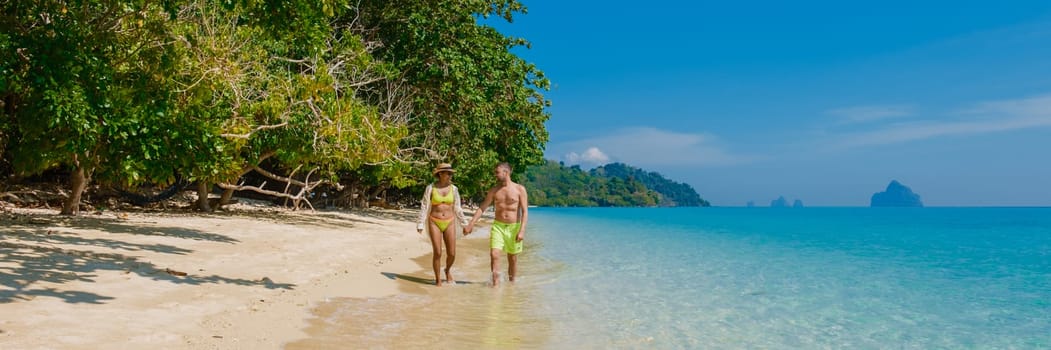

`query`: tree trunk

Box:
[353,183,365,208]
[196,181,212,212]
[368,184,387,202]
[217,188,235,210]
[366,184,389,208]
[61,166,88,215]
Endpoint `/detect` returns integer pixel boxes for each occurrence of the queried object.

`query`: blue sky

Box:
[491,1,1051,206]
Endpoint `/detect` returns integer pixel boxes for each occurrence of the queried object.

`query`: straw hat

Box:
[432,163,455,175]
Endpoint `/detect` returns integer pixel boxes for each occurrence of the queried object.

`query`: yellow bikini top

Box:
[431,186,454,205]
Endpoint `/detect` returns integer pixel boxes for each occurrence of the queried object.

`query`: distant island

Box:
[871,180,924,207]
[771,196,789,207]
[520,160,710,207]
[768,196,804,208]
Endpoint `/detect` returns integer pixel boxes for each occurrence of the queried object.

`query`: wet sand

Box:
[287,233,557,349]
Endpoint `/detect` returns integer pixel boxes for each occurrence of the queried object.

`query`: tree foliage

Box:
[521,160,710,207]
[591,163,710,207]
[1,0,188,214]
[353,0,551,197]
[519,160,650,207]
[1,0,551,212]
[169,0,407,210]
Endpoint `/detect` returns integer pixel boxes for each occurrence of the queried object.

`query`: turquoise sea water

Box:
[297,207,1051,349]
[525,207,1051,348]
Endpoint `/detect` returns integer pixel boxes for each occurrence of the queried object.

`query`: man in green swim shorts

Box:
[466,162,529,287]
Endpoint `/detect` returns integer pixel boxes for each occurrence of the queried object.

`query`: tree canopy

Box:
[520,160,710,207]
[1,0,550,213]
[590,163,710,207]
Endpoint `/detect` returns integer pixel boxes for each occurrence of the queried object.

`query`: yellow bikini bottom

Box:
[430,216,452,232]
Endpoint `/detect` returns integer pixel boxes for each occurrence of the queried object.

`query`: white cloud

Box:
[563,147,610,166]
[827,105,914,124]
[967,94,1051,116]
[551,127,757,167]
[830,94,1051,148]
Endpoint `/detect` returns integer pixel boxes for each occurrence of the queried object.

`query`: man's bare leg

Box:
[443,227,456,284]
[508,253,518,283]
[490,248,502,287]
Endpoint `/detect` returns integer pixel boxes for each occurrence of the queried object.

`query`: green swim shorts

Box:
[490,220,523,254]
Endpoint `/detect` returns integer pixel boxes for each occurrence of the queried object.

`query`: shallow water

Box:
[287,235,559,349]
[291,207,1051,349]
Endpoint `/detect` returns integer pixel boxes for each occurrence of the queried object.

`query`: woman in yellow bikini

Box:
[416,163,469,286]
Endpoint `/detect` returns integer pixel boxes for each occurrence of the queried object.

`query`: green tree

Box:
[354,0,551,199]
[593,163,710,206]
[171,0,408,211]
[1,0,552,213]
[1,1,189,214]
[521,160,708,207]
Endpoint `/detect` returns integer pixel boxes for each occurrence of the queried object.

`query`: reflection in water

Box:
[481,286,525,347]
[287,282,552,349]
[287,242,561,349]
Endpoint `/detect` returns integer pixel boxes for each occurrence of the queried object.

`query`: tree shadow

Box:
[193,206,456,231]
[0,213,293,304]
[353,208,424,223]
[348,207,484,225]
[184,209,362,232]
[73,217,240,244]
[204,208,422,231]
[283,208,437,230]
[2,211,240,243]
[0,240,295,304]
[4,229,193,255]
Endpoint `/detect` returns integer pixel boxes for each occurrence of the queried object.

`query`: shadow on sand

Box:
[380,272,480,286]
[0,212,295,304]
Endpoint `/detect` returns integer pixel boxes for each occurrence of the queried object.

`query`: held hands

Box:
[464,223,474,236]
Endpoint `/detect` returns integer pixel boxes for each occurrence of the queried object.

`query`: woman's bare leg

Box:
[428,221,443,286]
[442,225,456,284]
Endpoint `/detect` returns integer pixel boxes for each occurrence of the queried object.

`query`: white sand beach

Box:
[0,202,475,349]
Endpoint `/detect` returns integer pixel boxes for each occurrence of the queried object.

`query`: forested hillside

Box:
[520,160,710,207]
[0,0,549,213]
[591,163,709,206]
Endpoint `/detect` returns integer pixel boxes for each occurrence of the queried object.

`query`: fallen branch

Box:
[213,180,311,208]
[248,165,343,191]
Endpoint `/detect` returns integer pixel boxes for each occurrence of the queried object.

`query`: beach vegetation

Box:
[520,160,710,207]
[0,0,549,213]
[591,162,710,206]
[353,0,550,198]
